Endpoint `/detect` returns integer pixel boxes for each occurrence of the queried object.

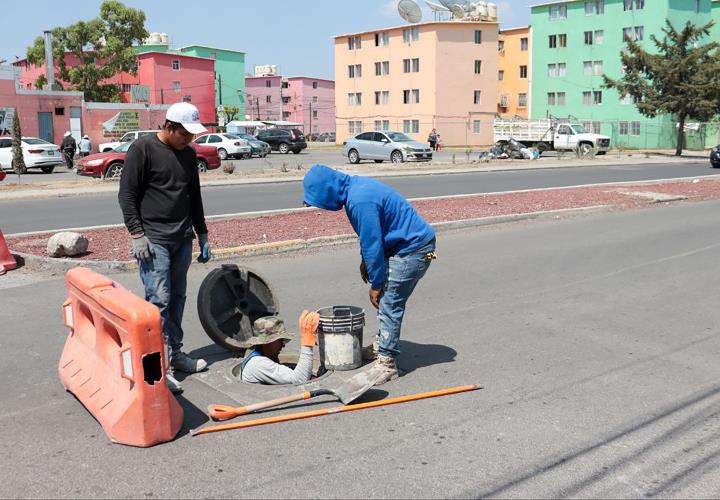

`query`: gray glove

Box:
[131,235,153,261]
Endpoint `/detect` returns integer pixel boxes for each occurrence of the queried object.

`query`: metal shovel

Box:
[208,369,379,421]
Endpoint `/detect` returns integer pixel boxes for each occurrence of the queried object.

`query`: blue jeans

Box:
[377,239,435,358]
[138,238,193,358]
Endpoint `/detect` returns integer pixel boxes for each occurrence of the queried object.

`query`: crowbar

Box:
[191,384,482,436]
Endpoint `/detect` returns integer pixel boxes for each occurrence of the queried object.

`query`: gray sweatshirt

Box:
[241,346,313,385]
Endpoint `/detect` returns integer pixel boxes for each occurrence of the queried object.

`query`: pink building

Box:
[246,75,335,135]
[15,51,216,123]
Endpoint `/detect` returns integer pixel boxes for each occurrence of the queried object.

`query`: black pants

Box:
[63,150,74,168]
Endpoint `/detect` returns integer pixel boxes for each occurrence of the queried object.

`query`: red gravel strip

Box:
[8,178,720,262]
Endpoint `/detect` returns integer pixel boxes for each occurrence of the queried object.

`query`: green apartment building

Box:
[135,42,246,118]
[531,0,714,149]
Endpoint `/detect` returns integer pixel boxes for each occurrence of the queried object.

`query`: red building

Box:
[14,51,216,123]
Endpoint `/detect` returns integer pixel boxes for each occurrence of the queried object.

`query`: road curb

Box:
[11,205,610,274]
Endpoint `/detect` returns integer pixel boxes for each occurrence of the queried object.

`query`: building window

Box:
[348,120,363,134]
[348,65,355,78]
[356,93,362,105]
[172,59,180,70]
[55,107,65,116]
[583,61,592,76]
[548,64,557,78]
[474,60,482,74]
[549,4,567,20]
[412,89,420,104]
[412,58,419,72]
[475,30,482,44]
[382,91,389,104]
[635,26,644,41]
[375,33,380,46]
[375,62,381,76]
[518,93,528,107]
[595,30,604,45]
[349,64,361,78]
[403,90,410,104]
[382,61,390,75]
[558,63,566,77]
[585,0,604,15]
[696,0,701,13]
[120,83,132,93]
[266,80,272,88]
[520,37,529,51]
[519,65,528,79]
[593,60,603,76]
[631,121,641,135]
[583,91,591,105]
[593,91,603,104]
[499,40,505,51]
[403,27,419,43]
[620,93,637,105]
[403,119,420,134]
[403,59,410,73]
[313,81,318,89]
[173,81,181,92]
[619,121,629,135]
[559,34,567,47]
[312,96,318,103]
[383,31,390,45]
[375,91,381,105]
[548,92,556,106]
[584,31,593,45]
[281,81,288,89]
[375,120,382,130]
[549,34,557,48]
[266,95,272,103]
[473,90,482,104]
[624,0,644,10]
[473,120,481,134]
[348,36,362,49]
[498,70,504,81]
[557,92,566,106]
[313,110,318,118]
[500,94,509,107]
[182,95,192,102]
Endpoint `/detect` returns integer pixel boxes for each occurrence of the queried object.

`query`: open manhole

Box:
[229,352,331,385]
[197,264,279,351]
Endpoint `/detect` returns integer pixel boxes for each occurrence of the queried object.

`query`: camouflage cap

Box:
[247,316,295,346]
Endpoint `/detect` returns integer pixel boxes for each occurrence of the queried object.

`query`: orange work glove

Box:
[299,310,320,347]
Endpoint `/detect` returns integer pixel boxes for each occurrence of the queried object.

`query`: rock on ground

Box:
[47,232,89,258]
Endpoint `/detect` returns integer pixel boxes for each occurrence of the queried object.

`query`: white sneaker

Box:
[166,371,183,393]
[171,351,208,374]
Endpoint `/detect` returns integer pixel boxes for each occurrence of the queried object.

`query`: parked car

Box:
[99,130,157,152]
[235,133,270,158]
[256,128,307,154]
[0,136,64,173]
[710,145,720,168]
[193,133,251,160]
[342,131,433,164]
[76,142,220,180]
[317,132,336,143]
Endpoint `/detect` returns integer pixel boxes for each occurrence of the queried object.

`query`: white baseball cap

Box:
[165,102,207,134]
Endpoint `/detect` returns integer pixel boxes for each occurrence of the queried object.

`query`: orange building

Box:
[497,26,531,118]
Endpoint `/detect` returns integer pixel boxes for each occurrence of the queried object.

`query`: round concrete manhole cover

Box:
[197,264,279,351]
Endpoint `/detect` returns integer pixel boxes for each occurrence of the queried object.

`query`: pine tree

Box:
[11,112,26,175]
[603,20,720,156]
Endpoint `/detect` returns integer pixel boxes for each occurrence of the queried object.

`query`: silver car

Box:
[343,131,433,164]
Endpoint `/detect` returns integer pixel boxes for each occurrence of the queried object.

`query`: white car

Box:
[0,136,64,173]
[193,133,252,160]
[99,130,157,152]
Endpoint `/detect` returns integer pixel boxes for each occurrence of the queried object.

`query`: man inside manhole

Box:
[240,311,320,385]
[303,165,436,385]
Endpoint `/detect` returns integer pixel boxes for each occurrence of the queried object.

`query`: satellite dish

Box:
[449,4,466,18]
[398,0,423,23]
[426,0,450,11]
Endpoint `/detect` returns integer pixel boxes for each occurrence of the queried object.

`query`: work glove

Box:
[359,260,369,284]
[299,310,320,347]
[197,233,212,263]
[131,234,153,261]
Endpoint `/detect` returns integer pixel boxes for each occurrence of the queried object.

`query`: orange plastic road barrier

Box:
[59,267,183,447]
[0,229,17,275]
[192,384,481,436]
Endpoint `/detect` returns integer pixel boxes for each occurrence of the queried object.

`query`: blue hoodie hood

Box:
[303,165,350,211]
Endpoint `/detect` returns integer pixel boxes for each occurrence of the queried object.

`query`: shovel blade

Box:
[334,369,379,405]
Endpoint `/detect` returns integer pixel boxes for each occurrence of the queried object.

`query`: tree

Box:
[12,113,26,175]
[25,1,148,102]
[603,20,720,156]
[224,105,241,123]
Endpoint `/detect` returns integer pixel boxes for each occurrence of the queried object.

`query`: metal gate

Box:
[38,112,53,144]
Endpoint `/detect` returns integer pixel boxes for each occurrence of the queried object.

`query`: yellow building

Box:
[334,21,500,147]
[497,26,531,118]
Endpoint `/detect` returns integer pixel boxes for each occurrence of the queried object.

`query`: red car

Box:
[76,141,221,179]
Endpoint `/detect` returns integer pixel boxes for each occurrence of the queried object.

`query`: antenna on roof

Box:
[449,3,465,19]
[398,0,423,23]
[425,0,450,21]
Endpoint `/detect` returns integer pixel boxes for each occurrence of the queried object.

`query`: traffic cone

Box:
[0,229,17,275]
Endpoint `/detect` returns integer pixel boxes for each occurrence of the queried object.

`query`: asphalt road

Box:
[3,201,720,497]
[1,160,714,235]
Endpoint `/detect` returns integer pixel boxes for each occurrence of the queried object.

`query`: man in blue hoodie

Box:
[303,165,436,384]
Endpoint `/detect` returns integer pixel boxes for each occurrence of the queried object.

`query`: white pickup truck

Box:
[493,118,611,156]
[98,130,157,152]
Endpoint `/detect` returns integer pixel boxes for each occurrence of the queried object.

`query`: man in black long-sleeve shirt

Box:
[118,102,212,393]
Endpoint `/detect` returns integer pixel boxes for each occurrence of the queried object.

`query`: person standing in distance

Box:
[303,165,436,385]
[118,102,213,393]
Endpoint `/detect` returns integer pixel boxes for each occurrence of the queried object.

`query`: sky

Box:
[0,0,531,80]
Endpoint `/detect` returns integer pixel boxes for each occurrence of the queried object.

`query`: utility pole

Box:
[256,97,260,120]
[218,74,223,105]
[309,101,313,137]
[160,88,164,104]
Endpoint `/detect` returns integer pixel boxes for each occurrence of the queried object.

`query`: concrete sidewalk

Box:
[0,152,706,201]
